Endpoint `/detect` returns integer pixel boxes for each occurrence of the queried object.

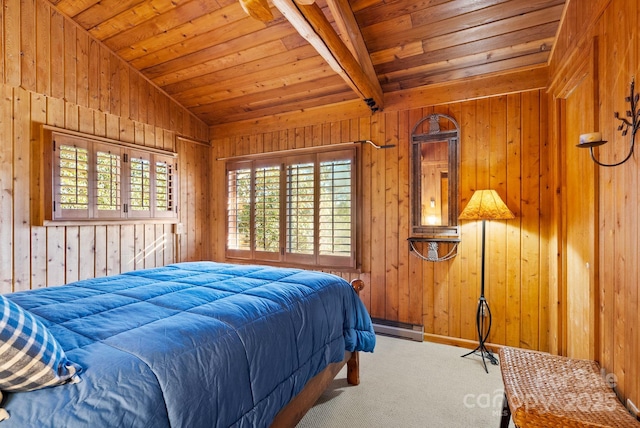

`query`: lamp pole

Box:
[461,219,498,373]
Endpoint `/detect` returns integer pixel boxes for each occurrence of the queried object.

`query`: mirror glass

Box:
[411,114,460,236]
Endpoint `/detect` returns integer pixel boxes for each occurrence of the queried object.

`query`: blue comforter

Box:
[1,262,375,427]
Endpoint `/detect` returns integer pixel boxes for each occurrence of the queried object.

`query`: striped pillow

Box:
[0,295,81,393]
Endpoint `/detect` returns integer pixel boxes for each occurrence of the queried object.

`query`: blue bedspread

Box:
[1,262,375,427]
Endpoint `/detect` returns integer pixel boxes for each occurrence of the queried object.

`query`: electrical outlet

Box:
[627,398,640,420]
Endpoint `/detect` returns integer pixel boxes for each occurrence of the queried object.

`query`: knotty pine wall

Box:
[210,90,553,352]
[0,0,211,294]
[548,0,640,410]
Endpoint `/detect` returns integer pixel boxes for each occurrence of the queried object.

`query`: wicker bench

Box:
[498,347,640,428]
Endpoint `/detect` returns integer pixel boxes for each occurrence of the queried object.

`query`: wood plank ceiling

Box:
[47,0,566,126]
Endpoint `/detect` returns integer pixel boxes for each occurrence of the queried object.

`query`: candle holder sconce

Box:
[577,77,640,167]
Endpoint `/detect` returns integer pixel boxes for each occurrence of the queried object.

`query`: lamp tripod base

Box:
[461,296,498,373]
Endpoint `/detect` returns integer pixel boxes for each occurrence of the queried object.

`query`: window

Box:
[286,156,315,263]
[55,141,90,219]
[95,144,122,219]
[155,157,177,217]
[42,128,178,224]
[254,162,281,257]
[318,153,353,261]
[227,165,251,252]
[226,148,356,269]
[130,155,151,212]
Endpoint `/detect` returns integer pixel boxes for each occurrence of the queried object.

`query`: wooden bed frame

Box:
[270,279,365,427]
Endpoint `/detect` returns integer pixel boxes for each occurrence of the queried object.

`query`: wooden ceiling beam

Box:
[270,0,383,112]
[238,0,273,22]
[325,0,380,102]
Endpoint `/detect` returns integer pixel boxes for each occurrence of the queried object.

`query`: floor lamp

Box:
[459,190,514,373]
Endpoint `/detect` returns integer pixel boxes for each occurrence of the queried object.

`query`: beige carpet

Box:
[297,334,514,428]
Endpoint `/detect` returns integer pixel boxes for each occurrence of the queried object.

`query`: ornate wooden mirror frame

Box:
[410,113,460,238]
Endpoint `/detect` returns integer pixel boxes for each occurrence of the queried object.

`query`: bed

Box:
[0,261,376,427]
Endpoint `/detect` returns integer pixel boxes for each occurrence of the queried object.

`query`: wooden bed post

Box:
[346,352,359,385]
[348,278,365,386]
[350,278,365,294]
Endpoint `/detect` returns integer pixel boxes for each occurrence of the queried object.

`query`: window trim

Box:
[224,145,359,271]
[36,125,178,226]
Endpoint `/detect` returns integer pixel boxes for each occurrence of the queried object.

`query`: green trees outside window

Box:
[226,148,356,269]
[49,130,177,222]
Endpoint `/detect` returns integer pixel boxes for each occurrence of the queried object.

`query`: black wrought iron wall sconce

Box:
[577,78,640,167]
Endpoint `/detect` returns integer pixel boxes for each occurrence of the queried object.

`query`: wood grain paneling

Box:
[211,90,551,352]
[44,0,565,125]
[563,64,598,360]
[548,0,640,411]
[0,0,210,293]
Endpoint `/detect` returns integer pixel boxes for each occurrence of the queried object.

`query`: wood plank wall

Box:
[210,90,552,352]
[0,0,211,294]
[548,0,640,410]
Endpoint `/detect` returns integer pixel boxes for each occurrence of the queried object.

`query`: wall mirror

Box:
[411,113,460,237]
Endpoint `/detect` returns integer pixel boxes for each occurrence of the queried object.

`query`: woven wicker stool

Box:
[498,347,640,428]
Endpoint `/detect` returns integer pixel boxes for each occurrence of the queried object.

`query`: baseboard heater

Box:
[371,318,424,342]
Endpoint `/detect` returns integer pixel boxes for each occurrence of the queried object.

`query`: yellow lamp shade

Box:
[458,190,514,221]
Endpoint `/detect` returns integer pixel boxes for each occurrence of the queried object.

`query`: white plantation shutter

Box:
[128,152,152,218]
[227,163,252,256]
[225,147,356,269]
[44,128,178,224]
[54,136,91,220]
[154,155,178,218]
[318,151,354,266]
[95,144,122,219]
[254,162,281,260]
[286,157,315,263]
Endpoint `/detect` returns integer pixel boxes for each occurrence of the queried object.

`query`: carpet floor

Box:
[297,334,514,427]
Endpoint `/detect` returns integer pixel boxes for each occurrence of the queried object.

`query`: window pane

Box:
[59,145,89,210]
[228,168,251,251]
[96,150,121,211]
[319,159,352,256]
[155,160,174,212]
[254,166,280,252]
[130,157,151,211]
[286,163,314,255]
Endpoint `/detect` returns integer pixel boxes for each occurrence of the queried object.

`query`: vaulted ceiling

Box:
[47,0,566,126]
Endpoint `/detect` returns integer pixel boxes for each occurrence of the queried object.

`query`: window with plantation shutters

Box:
[42,127,178,224]
[154,156,177,218]
[95,144,122,219]
[225,147,356,270]
[318,153,353,266]
[254,163,281,259]
[286,157,315,264]
[227,165,252,255]
[128,152,152,218]
[54,138,90,220]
